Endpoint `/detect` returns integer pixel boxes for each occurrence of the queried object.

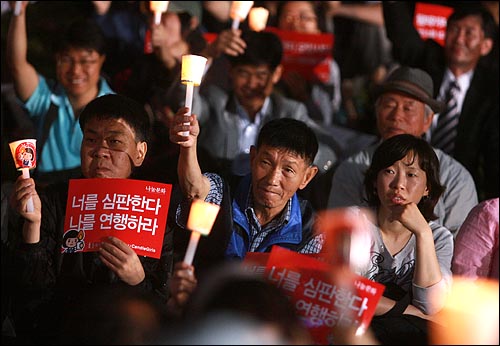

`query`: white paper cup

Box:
[9,139,37,170]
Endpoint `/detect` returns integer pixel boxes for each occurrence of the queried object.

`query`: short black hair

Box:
[364,134,444,221]
[79,94,151,143]
[227,31,283,71]
[54,17,106,55]
[447,6,497,40]
[256,118,318,166]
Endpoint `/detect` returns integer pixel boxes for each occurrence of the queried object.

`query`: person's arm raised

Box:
[6,1,39,102]
[169,107,211,201]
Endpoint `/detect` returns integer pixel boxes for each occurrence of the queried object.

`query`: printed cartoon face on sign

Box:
[61,229,85,254]
[9,139,37,169]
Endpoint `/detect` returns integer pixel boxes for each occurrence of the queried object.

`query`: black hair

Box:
[227,31,283,71]
[256,118,318,166]
[54,17,107,55]
[79,94,151,143]
[447,6,497,40]
[364,134,444,221]
[62,230,79,248]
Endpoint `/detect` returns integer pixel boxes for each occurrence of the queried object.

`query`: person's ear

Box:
[298,164,319,190]
[480,37,493,56]
[272,64,283,84]
[422,111,434,133]
[132,141,147,167]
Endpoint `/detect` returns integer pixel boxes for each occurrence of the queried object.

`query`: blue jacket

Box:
[225,175,316,259]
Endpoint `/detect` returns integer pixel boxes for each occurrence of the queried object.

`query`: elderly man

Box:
[166,110,323,313]
[9,94,173,344]
[327,66,477,236]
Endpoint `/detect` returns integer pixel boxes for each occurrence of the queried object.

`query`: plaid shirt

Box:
[177,173,323,254]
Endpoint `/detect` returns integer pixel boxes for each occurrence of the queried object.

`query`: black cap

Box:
[373,66,445,113]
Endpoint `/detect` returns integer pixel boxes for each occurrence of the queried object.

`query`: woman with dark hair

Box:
[361,134,453,345]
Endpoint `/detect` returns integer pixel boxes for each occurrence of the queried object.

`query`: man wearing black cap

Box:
[327,66,478,236]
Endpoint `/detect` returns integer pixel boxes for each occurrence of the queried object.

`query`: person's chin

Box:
[91,170,114,178]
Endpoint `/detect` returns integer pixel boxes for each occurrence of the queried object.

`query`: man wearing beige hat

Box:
[327,66,477,236]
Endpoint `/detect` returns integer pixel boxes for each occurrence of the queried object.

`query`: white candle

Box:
[183,199,221,265]
[183,231,201,265]
[21,168,34,213]
[150,1,169,25]
[180,55,208,137]
[249,7,269,32]
[230,1,254,29]
[14,1,22,16]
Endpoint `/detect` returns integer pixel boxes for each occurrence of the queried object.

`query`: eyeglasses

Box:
[283,13,317,24]
[57,56,99,69]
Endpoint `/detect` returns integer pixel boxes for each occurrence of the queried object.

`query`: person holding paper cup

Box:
[8,94,174,345]
[167,115,323,313]
[6,2,114,185]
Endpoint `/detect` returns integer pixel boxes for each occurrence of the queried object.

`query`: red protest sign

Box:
[247,246,384,345]
[62,178,172,259]
[265,27,334,84]
[413,2,453,46]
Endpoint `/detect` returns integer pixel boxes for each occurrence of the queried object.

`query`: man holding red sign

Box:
[9,94,174,344]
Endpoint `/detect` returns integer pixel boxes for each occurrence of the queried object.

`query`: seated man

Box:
[9,94,173,345]
[167,111,323,313]
[168,29,340,183]
[327,66,478,235]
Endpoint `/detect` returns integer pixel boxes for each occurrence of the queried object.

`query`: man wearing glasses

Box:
[6,3,114,185]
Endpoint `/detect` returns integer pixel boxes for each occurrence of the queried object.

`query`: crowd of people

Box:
[1,1,498,345]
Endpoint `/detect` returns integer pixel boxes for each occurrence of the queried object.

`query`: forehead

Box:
[58,47,100,58]
[397,152,422,167]
[448,14,483,28]
[83,117,136,137]
[282,1,315,14]
[233,64,272,73]
[258,144,305,162]
[379,92,426,109]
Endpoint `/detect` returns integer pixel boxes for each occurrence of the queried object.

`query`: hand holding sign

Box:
[183,199,220,265]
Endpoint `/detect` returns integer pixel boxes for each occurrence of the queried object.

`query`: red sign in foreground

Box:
[243,247,384,345]
[63,178,172,259]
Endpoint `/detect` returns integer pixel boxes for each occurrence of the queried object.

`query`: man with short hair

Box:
[167,111,323,313]
[9,94,173,344]
[6,3,114,184]
[327,66,478,235]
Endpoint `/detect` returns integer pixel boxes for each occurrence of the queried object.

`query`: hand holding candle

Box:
[9,139,37,213]
[249,7,269,32]
[230,1,254,30]
[180,54,208,137]
[183,199,220,265]
[150,1,169,25]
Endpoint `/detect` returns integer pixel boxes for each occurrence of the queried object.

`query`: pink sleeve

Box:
[452,199,499,279]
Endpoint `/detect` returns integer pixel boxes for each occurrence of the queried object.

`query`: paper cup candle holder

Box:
[230,1,254,30]
[150,1,169,25]
[9,139,37,213]
[180,54,208,136]
[249,7,269,32]
[183,199,221,265]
